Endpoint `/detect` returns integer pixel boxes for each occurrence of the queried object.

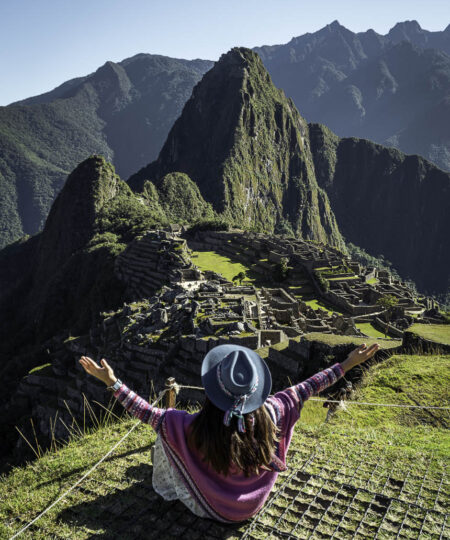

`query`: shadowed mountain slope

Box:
[0,55,213,248]
[0,156,160,385]
[254,21,450,172]
[309,123,450,297]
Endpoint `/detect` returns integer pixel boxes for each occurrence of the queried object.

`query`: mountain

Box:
[253,21,450,172]
[0,156,158,374]
[0,152,219,368]
[2,21,449,252]
[387,20,450,53]
[309,123,450,297]
[129,47,449,297]
[128,48,345,249]
[0,54,213,248]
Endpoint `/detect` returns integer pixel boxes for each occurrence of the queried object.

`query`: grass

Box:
[191,250,252,283]
[327,275,359,281]
[338,354,450,441]
[407,323,450,345]
[366,277,378,285]
[256,339,290,359]
[355,322,390,339]
[63,335,79,343]
[300,332,401,348]
[302,298,343,315]
[28,363,52,375]
[2,354,448,538]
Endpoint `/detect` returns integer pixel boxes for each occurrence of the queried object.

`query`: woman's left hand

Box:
[79,356,117,386]
[341,343,380,373]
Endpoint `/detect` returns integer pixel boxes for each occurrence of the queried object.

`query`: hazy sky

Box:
[1,0,449,105]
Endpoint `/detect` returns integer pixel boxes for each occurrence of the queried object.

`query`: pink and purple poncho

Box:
[114,362,344,522]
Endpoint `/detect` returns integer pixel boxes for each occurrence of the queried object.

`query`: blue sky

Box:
[1,0,448,105]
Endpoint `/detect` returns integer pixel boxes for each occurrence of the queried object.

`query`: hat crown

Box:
[219,350,257,396]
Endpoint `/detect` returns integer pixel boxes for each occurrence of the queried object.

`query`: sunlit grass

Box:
[1,353,447,538]
[356,322,389,339]
[407,323,450,345]
[191,250,252,283]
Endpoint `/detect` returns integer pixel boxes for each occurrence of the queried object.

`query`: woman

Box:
[79,341,379,522]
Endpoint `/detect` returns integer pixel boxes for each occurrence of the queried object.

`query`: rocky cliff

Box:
[309,123,450,297]
[128,48,345,249]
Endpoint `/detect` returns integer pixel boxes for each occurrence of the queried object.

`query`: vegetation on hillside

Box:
[0,55,213,249]
[128,48,345,250]
[142,173,216,225]
[0,156,168,408]
[309,123,450,298]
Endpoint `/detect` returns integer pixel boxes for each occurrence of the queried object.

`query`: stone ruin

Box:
[7,228,447,458]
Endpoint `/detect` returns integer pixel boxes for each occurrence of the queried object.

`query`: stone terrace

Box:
[8,228,446,460]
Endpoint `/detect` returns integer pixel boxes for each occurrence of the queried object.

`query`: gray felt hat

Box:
[201,344,272,431]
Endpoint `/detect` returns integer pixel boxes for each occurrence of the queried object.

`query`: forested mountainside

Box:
[1,21,449,251]
[128,48,344,249]
[309,123,450,297]
[254,20,450,172]
[129,47,450,298]
[0,54,213,248]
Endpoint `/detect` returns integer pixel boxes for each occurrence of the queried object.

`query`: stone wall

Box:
[371,317,404,339]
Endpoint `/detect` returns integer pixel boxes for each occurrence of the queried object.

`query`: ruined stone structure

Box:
[7,228,446,459]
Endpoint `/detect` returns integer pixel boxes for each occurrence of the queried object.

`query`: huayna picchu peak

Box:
[128,47,345,250]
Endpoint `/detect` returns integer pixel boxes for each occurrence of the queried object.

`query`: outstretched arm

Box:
[79,356,166,431]
[286,342,380,410]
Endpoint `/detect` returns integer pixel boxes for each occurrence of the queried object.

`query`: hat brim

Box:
[201,344,272,414]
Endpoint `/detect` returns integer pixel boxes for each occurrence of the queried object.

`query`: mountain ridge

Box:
[0,54,213,248]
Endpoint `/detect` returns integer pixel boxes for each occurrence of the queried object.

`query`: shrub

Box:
[186,219,230,235]
[313,269,330,292]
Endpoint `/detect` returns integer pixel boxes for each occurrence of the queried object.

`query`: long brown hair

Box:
[187,397,279,477]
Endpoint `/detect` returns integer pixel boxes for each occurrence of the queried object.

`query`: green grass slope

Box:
[1,353,448,539]
[407,323,450,346]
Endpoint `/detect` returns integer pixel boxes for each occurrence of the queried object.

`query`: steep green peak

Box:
[158,172,215,223]
[128,47,343,248]
[38,155,122,269]
[213,46,269,76]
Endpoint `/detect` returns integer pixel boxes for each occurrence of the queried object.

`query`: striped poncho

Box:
[114,362,344,522]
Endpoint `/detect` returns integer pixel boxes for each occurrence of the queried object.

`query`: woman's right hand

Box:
[79,356,117,386]
[341,343,380,373]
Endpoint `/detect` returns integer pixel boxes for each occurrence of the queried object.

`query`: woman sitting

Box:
[79,342,379,522]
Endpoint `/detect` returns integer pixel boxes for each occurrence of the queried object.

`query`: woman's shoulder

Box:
[265,387,300,410]
[164,408,199,427]
[264,388,301,427]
